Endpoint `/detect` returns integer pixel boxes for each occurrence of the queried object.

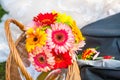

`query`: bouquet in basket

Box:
[25,11,115,80]
[4,11,116,80]
[25,11,85,73]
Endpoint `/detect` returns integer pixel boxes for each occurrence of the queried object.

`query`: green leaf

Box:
[36,72,50,80]
[0,5,8,22]
[77,54,82,59]
[41,26,51,31]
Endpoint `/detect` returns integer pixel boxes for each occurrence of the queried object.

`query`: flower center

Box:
[55,54,63,63]
[42,19,51,23]
[52,30,68,46]
[33,37,38,42]
[38,55,45,63]
[56,34,63,41]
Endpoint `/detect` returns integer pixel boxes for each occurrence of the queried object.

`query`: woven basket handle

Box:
[4,19,33,80]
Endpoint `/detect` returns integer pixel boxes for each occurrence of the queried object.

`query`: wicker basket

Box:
[4,19,81,80]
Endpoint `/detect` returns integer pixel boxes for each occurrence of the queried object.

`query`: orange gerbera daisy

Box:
[33,12,57,26]
[81,48,100,60]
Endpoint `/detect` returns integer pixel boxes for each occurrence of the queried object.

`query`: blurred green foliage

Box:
[0,62,5,80]
[0,4,7,80]
[0,4,8,22]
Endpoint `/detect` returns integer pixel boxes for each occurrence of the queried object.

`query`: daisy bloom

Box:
[56,12,73,26]
[29,47,55,72]
[46,23,74,53]
[52,50,73,69]
[33,12,57,26]
[70,21,85,43]
[81,48,100,60]
[26,28,47,52]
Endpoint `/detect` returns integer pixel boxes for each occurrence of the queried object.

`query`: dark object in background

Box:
[80,13,120,80]
[81,13,120,60]
[80,65,120,80]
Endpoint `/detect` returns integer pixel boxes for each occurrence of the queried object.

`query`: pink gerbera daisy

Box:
[46,23,74,53]
[29,47,55,72]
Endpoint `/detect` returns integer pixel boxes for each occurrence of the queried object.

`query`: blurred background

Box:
[0,4,7,80]
[0,0,120,80]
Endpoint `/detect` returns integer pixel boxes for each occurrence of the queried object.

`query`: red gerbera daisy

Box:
[33,13,57,26]
[52,50,73,69]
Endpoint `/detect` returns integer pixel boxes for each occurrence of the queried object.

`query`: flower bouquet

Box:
[24,11,85,80]
[5,12,85,80]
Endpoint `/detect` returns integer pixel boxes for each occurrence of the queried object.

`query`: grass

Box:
[0,4,8,80]
[0,62,6,80]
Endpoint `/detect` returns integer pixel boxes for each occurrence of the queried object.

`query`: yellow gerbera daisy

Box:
[70,21,85,43]
[55,12,73,26]
[26,28,47,52]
